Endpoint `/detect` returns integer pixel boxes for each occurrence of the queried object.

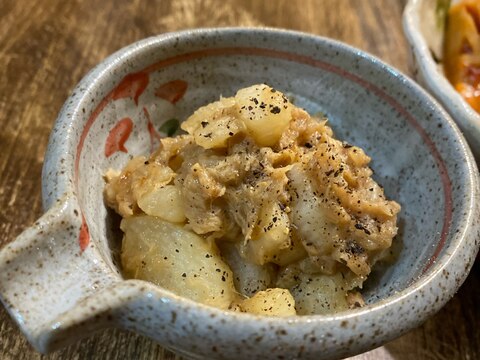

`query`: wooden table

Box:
[1,0,478,359]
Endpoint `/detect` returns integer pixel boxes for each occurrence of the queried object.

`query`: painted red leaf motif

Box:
[144,107,161,152]
[105,117,133,157]
[79,214,90,252]
[155,80,188,104]
[112,72,149,105]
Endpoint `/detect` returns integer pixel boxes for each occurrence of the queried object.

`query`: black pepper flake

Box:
[182,273,187,278]
[270,106,281,114]
[229,131,234,136]
[304,142,313,148]
[203,132,212,138]
[325,170,334,176]
[201,121,209,128]
[354,223,371,235]
[333,167,344,177]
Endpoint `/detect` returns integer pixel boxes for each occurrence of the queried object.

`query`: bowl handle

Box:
[0,194,119,353]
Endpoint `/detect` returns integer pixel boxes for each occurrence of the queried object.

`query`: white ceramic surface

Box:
[403,0,480,157]
[0,28,479,360]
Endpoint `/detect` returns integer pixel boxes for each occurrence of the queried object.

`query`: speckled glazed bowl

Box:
[403,0,480,158]
[0,28,479,360]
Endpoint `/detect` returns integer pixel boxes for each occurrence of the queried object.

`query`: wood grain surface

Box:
[0,0,478,359]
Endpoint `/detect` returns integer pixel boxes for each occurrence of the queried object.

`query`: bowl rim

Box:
[53,25,479,315]
[32,27,480,355]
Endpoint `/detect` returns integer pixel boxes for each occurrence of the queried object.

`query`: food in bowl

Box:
[104,84,401,316]
[444,0,480,112]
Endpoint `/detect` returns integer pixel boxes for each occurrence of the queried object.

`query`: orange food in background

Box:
[444,0,480,112]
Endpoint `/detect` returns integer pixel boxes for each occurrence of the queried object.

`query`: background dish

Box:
[403,0,480,158]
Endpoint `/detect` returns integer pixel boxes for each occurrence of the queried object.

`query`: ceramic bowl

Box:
[403,0,480,158]
[0,28,479,360]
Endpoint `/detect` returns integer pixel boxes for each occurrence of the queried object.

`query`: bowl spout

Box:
[0,194,118,353]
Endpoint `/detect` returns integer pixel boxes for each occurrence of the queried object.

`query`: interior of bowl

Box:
[70,29,473,307]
